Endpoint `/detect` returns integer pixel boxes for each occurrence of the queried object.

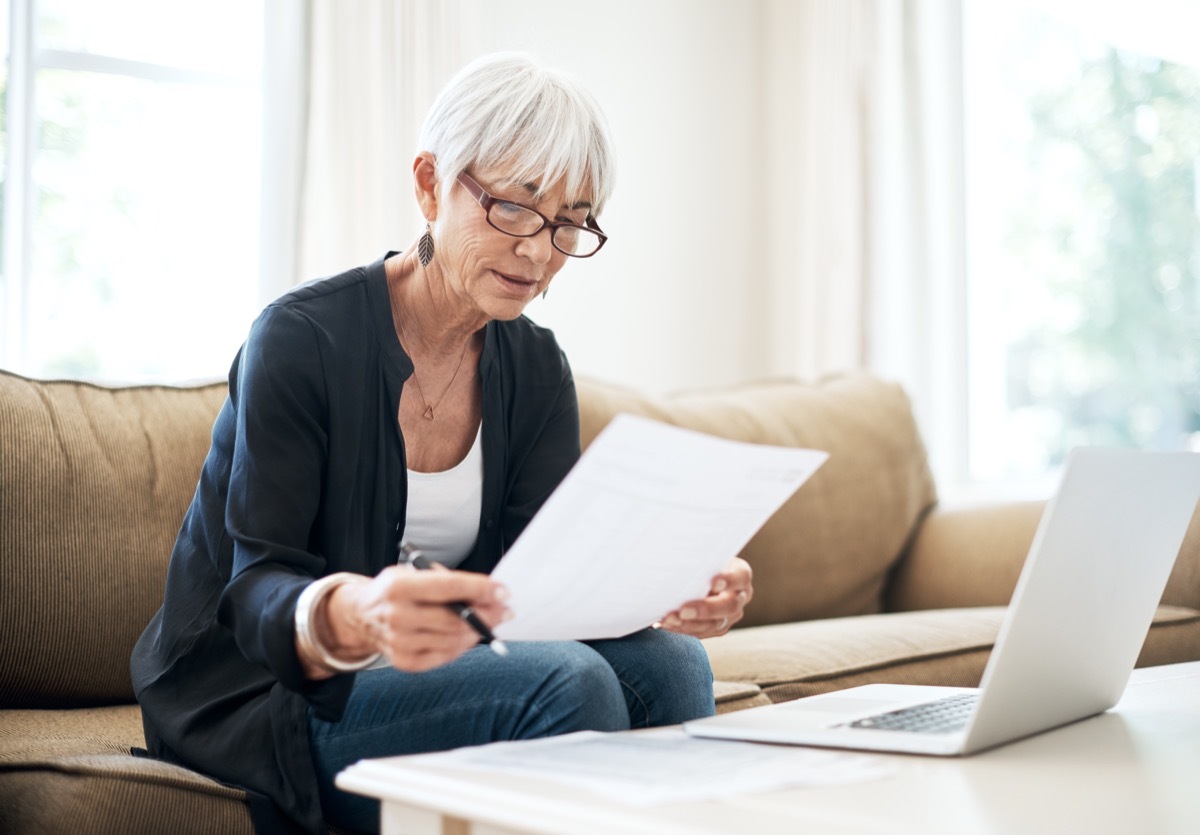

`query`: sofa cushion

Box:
[0,703,252,834]
[0,705,145,764]
[712,680,771,714]
[0,705,364,835]
[0,755,254,835]
[702,604,1200,704]
[0,371,227,708]
[576,374,938,625]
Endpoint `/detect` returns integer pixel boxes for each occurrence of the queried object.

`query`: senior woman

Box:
[132,52,753,835]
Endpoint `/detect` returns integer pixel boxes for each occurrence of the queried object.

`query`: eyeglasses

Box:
[456,171,608,258]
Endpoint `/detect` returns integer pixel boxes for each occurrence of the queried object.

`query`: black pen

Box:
[398,540,509,656]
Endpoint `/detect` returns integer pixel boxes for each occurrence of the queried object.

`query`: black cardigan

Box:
[131,254,580,833]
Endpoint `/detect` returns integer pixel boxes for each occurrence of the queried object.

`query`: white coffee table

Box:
[337,661,1200,834]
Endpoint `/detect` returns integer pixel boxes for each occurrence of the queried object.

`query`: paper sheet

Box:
[418,729,892,806]
[492,413,828,640]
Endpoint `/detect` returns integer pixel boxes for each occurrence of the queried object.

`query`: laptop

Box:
[684,447,1200,756]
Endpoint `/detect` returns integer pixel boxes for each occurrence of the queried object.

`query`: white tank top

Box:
[403,423,484,568]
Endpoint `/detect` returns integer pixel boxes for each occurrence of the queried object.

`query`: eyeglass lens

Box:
[486,202,602,256]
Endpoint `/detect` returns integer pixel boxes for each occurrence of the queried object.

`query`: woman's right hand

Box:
[315,566,511,675]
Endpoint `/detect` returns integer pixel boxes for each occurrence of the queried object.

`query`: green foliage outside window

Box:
[1006,48,1200,463]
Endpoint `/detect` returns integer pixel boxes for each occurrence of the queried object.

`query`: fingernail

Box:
[665,615,682,627]
[680,607,697,620]
[494,586,510,602]
[713,579,728,592]
[737,591,748,602]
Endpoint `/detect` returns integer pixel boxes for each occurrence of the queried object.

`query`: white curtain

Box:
[764,0,872,381]
[864,0,967,482]
[764,0,966,481]
[259,0,310,307]
[261,0,484,291]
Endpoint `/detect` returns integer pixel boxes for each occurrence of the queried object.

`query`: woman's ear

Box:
[413,152,439,222]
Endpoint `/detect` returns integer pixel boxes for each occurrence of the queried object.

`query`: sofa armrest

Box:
[884,500,1046,612]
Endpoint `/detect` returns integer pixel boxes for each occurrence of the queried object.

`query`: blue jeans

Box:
[308,628,714,832]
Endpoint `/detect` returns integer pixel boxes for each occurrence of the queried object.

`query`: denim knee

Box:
[522,642,631,735]
[668,632,716,693]
[586,628,715,726]
[645,630,716,723]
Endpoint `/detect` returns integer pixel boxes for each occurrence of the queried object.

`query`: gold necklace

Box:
[408,340,471,420]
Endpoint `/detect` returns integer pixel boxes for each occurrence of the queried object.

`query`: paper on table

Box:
[418,729,892,806]
[492,413,828,641]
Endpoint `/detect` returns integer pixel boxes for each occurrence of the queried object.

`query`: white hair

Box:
[418,52,616,216]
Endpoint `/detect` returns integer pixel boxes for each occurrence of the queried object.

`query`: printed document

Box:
[491,413,828,640]
[418,729,891,806]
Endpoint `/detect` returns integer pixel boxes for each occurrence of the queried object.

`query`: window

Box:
[963,1,1200,488]
[0,0,264,382]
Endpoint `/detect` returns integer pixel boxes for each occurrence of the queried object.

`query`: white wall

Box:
[462,0,771,395]
[296,2,881,399]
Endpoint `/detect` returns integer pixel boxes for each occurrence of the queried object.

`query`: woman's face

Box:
[432,166,589,321]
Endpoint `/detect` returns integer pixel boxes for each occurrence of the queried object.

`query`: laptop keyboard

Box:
[843,693,979,734]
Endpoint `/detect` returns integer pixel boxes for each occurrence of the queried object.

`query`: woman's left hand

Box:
[659,557,753,639]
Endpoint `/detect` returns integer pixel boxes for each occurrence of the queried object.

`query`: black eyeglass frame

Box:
[456,171,608,258]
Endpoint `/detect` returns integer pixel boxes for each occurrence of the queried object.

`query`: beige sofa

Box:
[3,368,1198,833]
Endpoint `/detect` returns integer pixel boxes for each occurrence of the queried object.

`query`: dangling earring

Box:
[418,223,434,267]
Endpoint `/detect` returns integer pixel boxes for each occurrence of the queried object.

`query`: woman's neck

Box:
[385,249,486,358]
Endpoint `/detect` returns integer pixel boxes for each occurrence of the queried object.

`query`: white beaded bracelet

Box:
[294,572,382,673]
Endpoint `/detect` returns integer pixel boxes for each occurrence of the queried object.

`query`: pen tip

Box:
[490,640,509,657]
